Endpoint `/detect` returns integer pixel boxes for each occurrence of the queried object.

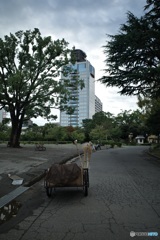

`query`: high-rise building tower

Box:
[60,49,95,127]
[0,109,6,123]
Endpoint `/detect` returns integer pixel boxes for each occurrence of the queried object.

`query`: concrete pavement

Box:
[0,143,82,200]
[0,143,159,200]
[1,145,160,239]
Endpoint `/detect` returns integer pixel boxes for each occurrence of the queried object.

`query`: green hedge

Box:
[20,140,73,145]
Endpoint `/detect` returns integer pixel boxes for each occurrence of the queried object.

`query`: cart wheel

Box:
[84,184,88,196]
[86,170,89,188]
[83,170,88,196]
[46,187,52,197]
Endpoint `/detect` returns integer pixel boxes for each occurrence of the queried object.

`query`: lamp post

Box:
[145,133,148,143]
[128,133,133,143]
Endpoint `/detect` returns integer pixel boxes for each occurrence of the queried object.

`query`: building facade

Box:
[0,109,6,123]
[60,49,96,127]
[95,95,103,113]
[0,110,2,123]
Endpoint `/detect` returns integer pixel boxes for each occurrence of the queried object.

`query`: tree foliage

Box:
[146,107,160,135]
[137,96,160,134]
[100,0,160,98]
[17,109,152,143]
[0,122,10,141]
[114,110,148,139]
[90,125,107,141]
[82,118,95,142]
[92,111,113,128]
[0,28,82,147]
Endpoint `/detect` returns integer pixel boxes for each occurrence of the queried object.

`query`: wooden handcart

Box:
[44,162,89,197]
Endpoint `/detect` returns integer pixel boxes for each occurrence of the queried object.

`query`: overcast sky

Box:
[0,0,147,125]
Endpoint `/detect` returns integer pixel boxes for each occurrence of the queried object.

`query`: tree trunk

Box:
[9,112,24,148]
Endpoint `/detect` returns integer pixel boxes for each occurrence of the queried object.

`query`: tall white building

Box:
[60,49,96,127]
[0,110,3,123]
[0,109,6,123]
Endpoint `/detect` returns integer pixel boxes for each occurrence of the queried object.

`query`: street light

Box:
[128,133,133,143]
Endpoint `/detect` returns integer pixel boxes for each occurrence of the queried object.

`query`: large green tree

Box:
[82,118,95,142]
[0,28,82,147]
[137,96,160,135]
[100,0,160,98]
[92,111,114,129]
[114,110,148,140]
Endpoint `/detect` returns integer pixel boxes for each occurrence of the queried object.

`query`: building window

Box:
[89,64,95,78]
[78,63,86,71]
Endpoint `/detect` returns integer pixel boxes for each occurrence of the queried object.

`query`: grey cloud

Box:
[0,0,146,117]
[0,0,146,32]
[0,0,146,44]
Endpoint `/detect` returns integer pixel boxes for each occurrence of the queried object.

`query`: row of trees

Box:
[1,105,159,144]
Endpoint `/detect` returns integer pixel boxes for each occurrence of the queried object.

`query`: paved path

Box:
[1,146,160,239]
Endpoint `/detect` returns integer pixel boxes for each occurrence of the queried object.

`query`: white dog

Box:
[74,140,92,168]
